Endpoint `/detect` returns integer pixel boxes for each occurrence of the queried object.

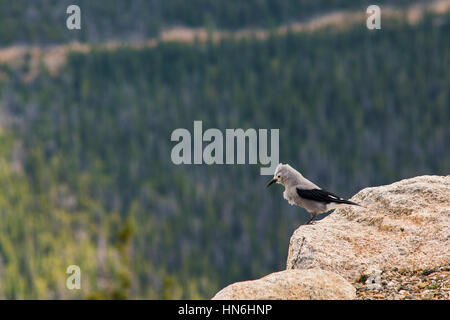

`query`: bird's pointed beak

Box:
[266,178,277,188]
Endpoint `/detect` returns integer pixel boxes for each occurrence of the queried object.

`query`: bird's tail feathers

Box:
[334,198,365,208]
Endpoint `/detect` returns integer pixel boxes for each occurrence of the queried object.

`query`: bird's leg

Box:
[304,214,317,225]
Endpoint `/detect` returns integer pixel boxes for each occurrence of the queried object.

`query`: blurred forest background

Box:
[0,0,448,299]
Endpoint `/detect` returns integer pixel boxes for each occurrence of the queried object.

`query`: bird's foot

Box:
[304,216,317,225]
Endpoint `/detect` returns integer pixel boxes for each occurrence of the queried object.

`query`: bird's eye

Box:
[277,175,281,178]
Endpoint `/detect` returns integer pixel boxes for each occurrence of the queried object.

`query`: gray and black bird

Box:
[266,163,362,224]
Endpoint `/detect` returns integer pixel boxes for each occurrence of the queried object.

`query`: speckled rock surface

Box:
[211,269,356,300]
[355,264,449,300]
[287,175,450,286]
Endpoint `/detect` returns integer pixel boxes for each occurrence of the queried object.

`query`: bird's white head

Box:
[266,163,301,188]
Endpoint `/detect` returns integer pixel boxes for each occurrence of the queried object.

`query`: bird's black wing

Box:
[296,188,359,206]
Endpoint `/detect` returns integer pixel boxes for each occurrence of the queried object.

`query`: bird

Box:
[266,163,362,225]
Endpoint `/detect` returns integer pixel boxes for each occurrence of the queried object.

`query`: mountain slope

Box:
[0,12,449,299]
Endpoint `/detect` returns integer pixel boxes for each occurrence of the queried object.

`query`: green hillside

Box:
[0,13,449,299]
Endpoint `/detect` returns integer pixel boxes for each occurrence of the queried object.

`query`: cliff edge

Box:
[213,175,449,300]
